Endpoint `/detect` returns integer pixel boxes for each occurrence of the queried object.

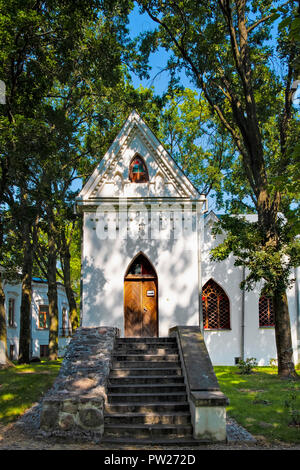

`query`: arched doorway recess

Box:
[124,253,158,337]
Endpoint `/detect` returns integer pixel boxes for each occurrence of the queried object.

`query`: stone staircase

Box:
[103,336,198,445]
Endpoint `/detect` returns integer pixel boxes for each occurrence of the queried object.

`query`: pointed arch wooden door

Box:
[124,254,158,337]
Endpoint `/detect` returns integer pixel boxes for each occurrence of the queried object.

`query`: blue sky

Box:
[127,5,193,95]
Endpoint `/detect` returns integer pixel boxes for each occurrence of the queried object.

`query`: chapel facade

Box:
[76,110,206,339]
[75,111,300,367]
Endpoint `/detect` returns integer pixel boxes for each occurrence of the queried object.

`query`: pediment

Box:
[204,211,220,227]
[76,110,204,209]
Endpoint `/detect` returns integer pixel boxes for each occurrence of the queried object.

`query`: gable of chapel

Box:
[76,110,205,209]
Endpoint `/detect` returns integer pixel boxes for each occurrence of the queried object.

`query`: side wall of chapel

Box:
[202,215,299,366]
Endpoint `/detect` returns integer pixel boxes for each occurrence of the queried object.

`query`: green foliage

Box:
[0,209,23,282]
[68,224,82,298]
[153,87,232,196]
[269,358,278,368]
[284,383,300,426]
[237,358,258,375]
[210,214,300,294]
[0,0,155,314]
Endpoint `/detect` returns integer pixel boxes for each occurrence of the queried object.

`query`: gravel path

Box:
[0,401,299,450]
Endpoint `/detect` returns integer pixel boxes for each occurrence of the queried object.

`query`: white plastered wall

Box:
[4,282,21,360]
[3,280,70,359]
[31,282,71,357]
[202,217,242,365]
[81,208,200,337]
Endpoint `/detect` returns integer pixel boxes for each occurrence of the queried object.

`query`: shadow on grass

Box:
[0,360,62,425]
[214,366,300,444]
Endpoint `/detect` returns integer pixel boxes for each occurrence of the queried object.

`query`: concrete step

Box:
[112,361,181,368]
[104,336,194,444]
[116,337,176,344]
[104,411,191,425]
[108,375,185,385]
[112,354,179,362]
[105,402,190,413]
[107,383,187,394]
[101,436,202,446]
[108,392,188,404]
[115,343,178,354]
[109,367,183,377]
[104,423,193,439]
[114,344,178,356]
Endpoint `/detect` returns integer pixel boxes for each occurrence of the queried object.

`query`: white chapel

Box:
[75,110,300,367]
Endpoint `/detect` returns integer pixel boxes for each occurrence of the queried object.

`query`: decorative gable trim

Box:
[76,110,205,208]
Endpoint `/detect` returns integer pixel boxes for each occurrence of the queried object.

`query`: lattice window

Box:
[129,155,149,183]
[259,295,275,327]
[202,279,230,330]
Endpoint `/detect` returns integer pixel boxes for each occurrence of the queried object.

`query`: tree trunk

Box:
[0,274,8,366]
[256,190,297,378]
[63,262,78,333]
[18,228,33,364]
[273,289,298,378]
[47,217,59,361]
[60,234,79,333]
[47,275,58,361]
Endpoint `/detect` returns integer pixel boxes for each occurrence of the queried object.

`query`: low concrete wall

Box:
[169,326,229,442]
[40,327,119,439]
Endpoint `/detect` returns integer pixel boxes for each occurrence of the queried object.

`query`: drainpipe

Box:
[241,266,246,361]
[295,267,300,364]
[196,199,208,332]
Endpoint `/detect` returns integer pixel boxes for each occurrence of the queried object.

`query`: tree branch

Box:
[247,1,290,34]
[34,247,48,279]
[247,13,274,34]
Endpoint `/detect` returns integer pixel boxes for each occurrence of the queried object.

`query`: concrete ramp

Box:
[170,326,229,441]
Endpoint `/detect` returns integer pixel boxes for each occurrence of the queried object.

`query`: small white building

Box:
[75,110,300,367]
[3,277,71,360]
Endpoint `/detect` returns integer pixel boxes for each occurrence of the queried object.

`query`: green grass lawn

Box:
[0,361,299,445]
[215,366,300,444]
[0,360,62,425]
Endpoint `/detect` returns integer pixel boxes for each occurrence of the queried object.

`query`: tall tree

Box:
[0,0,138,362]
[0,208,25,366]
[59,220,80,333]
[137,0,300,377]
[0,270,7,366]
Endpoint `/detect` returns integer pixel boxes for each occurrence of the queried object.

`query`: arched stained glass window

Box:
[129,155,149,183]
[259,295,275,327]
[202,279,230,330]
